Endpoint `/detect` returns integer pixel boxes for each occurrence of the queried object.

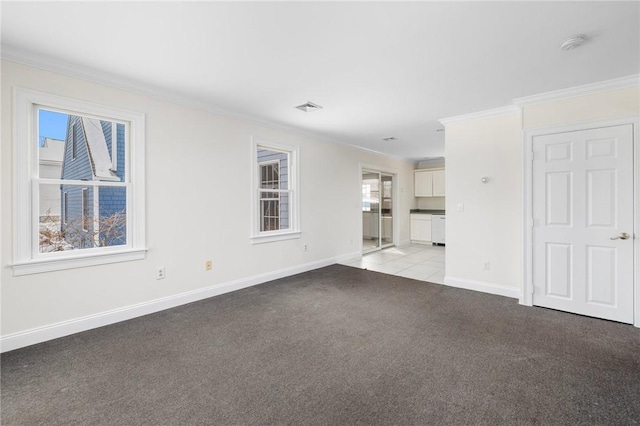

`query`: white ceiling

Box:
[2,2,639,161]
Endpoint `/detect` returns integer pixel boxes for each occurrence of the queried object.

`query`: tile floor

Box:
[340,243,445,284]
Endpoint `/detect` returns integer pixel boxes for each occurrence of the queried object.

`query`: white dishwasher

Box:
[431,214,445,245]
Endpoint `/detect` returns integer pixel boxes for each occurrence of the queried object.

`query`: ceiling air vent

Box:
[560,35,587,51]
[382,137,397,142]
[295,101,323,112]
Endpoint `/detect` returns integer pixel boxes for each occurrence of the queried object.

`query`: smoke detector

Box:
[295,101,323,112]
[560,35,587,51]
[382,137,397,142]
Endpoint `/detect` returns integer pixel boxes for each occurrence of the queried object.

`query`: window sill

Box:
[250,231,301,245]
[12,248,147,276]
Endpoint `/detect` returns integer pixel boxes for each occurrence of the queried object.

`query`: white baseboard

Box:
[443,276,520,299]
[1,252,360,353]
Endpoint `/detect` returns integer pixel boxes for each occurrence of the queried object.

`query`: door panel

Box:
[362,172,380,252]
[362,171,394,253]
[546,171,572,226]
[381,174,393,247]
[586,169,616,227]
[545,243,572,298]
[532,124,634,324]
[586,245,616,305]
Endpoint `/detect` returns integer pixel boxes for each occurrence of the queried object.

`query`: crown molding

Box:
[2,45,410,162]
[513,74,640,107]
[438,74,640,127]
[0,45,286,130]
[439,105,520,127]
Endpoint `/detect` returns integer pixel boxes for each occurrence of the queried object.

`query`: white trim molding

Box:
[250,137,301,244]
[514,74,640,107]
[1,46,408,162]
[1,250,361,353]
[439,105,521,127]
[440,75,639,128]
[443,276,520,299]
[12,88,146,275]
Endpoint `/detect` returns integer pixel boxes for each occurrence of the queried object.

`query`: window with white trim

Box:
[13,88,146,275]
[251,139,300,244]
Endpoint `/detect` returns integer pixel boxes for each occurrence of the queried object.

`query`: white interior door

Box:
[532,124,634,324]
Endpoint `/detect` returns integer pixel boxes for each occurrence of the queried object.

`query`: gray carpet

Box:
[2,265,640,425]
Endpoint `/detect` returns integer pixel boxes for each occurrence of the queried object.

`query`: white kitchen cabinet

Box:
[410,214,432,243]
[414,170,433,197]
[414,168,445,197]
[432,169,445,197]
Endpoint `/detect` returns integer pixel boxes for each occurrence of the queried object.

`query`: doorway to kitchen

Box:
[362,170,394,254]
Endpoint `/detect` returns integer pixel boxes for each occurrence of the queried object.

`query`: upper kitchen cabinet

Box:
[432,169,445,196]
[414,170,433,196]
[414,168,445,197]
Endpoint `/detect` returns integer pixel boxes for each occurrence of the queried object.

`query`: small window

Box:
[13,88,146,275]
[251,139,299,244]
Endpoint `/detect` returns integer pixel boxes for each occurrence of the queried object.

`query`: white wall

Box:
[444,112,523,293]
[444,85,639,299]
[0,60,417,345]
[522,86,640,130]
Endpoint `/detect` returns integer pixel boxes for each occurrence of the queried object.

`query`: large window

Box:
[251,139,299,244]
[13,88,146,275]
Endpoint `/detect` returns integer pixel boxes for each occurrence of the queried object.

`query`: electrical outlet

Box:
[303,244,308,252]
[483,261,490,271]
[457,203,464,212]
[205,260,212,271]
[156,267,166,280]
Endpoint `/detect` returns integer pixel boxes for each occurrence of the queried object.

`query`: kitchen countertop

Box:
[410,209,446,215]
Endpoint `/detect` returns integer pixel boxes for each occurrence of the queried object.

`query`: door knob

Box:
[610,232,630,240]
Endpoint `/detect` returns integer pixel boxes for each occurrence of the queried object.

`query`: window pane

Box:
[260,199,279,231]
[40,184,126,253]
[38,109,125,182]
[257,148,288,190]
[259,163,279,189]
[279,192,290,229]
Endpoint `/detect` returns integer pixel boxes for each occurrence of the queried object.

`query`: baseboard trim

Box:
[1,252,360,353]
[443,276,520,299]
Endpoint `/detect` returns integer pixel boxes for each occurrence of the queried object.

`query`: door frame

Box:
[522,116,640,327]
[359,163,399,253]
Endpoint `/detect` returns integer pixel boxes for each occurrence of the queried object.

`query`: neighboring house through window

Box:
[13,88,146,275]
[259,160,281,232]
[251,138,299,244]
[63,191,68,225]
[70,122,77,160]
[59,115,127,251]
